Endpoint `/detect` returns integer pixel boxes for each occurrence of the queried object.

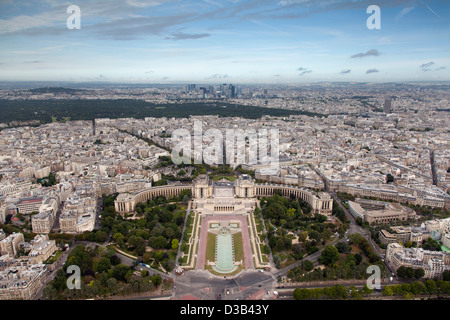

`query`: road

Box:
[95,196,103,230]
[430,149,438,186]
[276,280,397,299]
[173,269,275,300]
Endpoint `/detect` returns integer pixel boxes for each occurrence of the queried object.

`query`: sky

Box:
[0,0,449,84]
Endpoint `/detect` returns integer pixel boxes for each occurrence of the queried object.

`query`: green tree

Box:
[106,278,118,292]
[293,288,311,300]
[297,231,307,242]
[96,257,111,273]
[349,286,362,299]
[182,195,190,206]
[149,236,168,249]
[171,239,179,250]
[336,241,350,254]
[286,208,296,217]
[397,266,415,279]
[319,245,340,267]
[142,253,151,264]
[425,279,437,295]
[345,254,356,268]
[382,285,393,296]
[414,268,425,279]
[110,255,121,266]
[354,253,363,265]
[154,250,164,262]
[112,264,131,282]
[443,270,450,281]
[95,231,108,243]
[361,284,374,296]
[303,260,314,272]
[151,274,162,287]
[348,233,365,245]
[266,202,286,221]
[410,281,426,295]
[355,217,363,226]
[52,269,68,291]
[386,174,394,183]
[308,230,321,242]
[321,229,333,242]
[128,236,144,249]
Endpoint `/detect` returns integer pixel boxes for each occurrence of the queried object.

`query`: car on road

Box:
[226,289,230,295]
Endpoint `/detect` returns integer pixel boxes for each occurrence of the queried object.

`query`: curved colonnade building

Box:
[114,174,333,216]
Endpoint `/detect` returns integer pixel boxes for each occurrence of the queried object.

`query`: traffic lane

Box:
[234,271,273,287]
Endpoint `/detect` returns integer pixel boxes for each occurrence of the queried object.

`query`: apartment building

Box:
[0,233,24,257]
[31,197,59,234]
[0,264,47,300]
[386,243,450,279]
[59,194,97,234]
[31,210,54,234]
[26,235,57,265]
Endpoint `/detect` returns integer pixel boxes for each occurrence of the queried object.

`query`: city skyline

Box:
[0,0,449,84]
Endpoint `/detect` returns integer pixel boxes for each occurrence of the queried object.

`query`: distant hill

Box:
[28,87,86,94]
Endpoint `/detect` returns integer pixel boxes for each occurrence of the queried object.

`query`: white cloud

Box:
[395,6,415,21]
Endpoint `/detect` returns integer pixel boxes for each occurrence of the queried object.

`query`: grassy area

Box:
[254,215,263,233]
[179,212,201,268]
[205,232,216,265]
[211,175,237,181]
[182,212,195,244]
[44,250,63,264]
[259,244,265,253]
[233,232,244,264]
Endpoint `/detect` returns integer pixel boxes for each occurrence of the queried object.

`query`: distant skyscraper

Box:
[230,84,236,98]
[384,98,391,114]
[92,119,96,136]
[208,85,215,97]
[200,87,207,98]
